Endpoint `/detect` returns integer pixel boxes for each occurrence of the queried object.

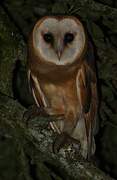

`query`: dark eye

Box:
[43,33,53,43]
[64,33,74,44]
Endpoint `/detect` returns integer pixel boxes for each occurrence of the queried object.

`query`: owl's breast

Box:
[40,78,79,117]
[41,83,65,114]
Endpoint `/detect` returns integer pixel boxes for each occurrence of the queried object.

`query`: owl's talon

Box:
[53,132,80,154]
[23,105,48,124]
[23,105,65,126]
[53,132,67,154]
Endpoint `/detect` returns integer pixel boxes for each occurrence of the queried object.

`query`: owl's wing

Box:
[27,69,64,133]
[76,41,98,156]
[27,69,45,108]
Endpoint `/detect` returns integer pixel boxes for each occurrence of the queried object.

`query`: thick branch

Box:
[0,93,113,180]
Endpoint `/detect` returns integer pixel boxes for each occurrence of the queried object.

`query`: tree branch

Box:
[0,93,113,180]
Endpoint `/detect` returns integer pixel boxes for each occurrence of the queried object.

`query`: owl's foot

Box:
[23,105,47,123]
[23,105,64,126]
[53,132,81,154]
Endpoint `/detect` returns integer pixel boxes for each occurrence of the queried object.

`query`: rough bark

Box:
[0,93,113,180]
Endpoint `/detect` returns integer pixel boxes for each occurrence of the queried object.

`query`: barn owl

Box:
[27,16,98,159]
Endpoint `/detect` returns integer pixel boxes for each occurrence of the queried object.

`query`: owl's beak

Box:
[55,39,64,60]
[56,48,63,60]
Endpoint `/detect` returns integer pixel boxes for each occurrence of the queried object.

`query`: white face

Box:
[33,17,86,66]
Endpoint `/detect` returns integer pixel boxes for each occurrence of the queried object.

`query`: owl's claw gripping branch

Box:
[23,105,65,126]
[53,132,81,154]
[23,105,48,124]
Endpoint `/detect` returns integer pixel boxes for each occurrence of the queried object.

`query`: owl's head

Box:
[32,16,86,66]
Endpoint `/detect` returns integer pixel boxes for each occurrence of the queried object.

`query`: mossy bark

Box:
[0,93,113,180]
